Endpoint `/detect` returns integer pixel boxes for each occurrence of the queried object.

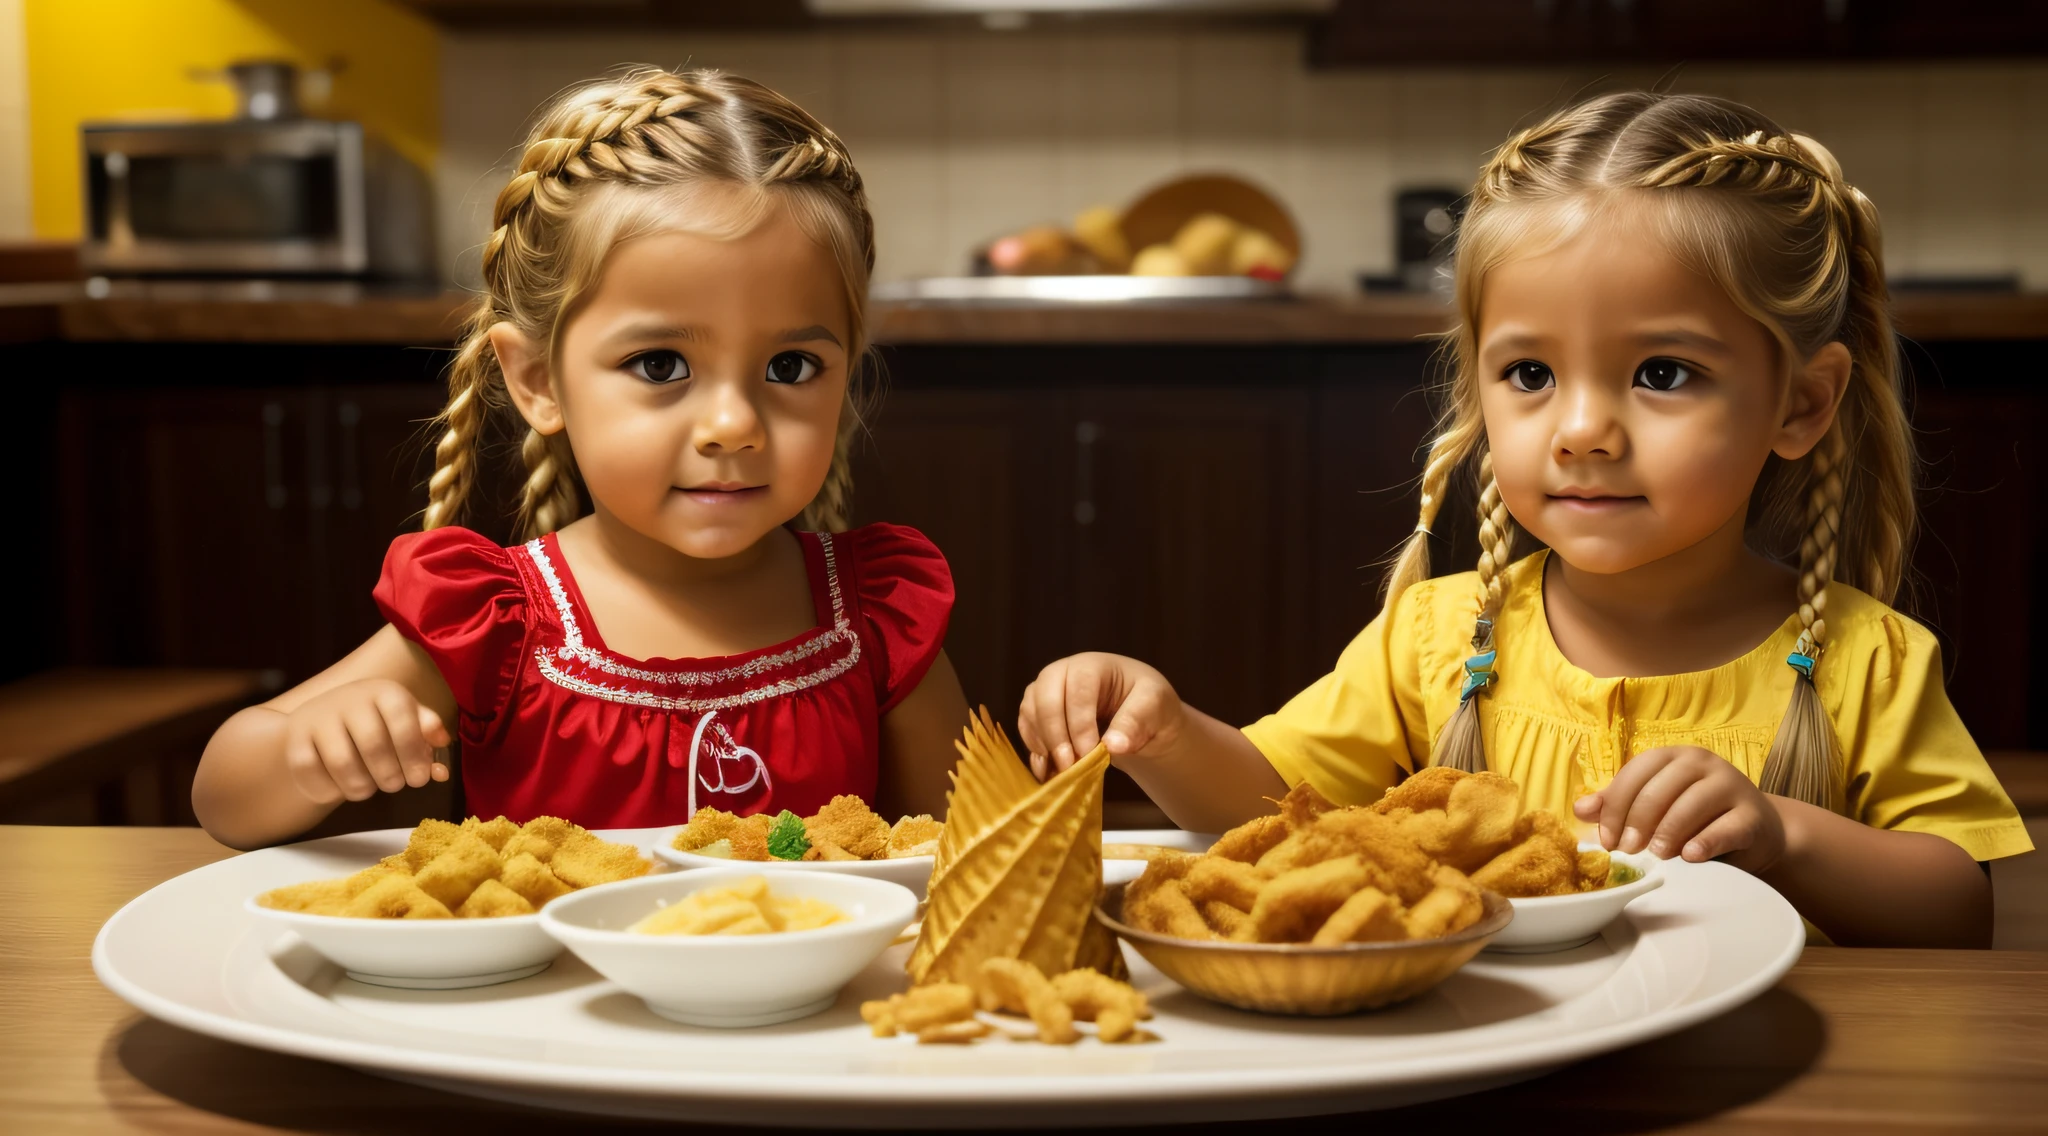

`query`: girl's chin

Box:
[1535,536,1670,577]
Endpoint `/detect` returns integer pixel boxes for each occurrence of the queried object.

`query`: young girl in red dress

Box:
[195,69,969,848]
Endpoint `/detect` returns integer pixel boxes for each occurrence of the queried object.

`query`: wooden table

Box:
[6,826,2045,1134]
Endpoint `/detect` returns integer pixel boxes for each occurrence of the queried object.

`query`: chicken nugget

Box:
[548,833,651,889]
[1310,886,1408,945]
[1370,766,1465,815]
[672,808,741,852]
[1208,814,1291,864]
[461,815,520,852]
[805,838,860,862]
[1403,866,1485,939]
[1244,856,1371,943]
[1276,780,1339,831]
[1577,847,1613,890]
[1183,857,1269,912]
[977,959,1077,1045]
[413,832,502,909]
[1198,899,1250,939]
[888,839,939,860]
[344,875,453,919]
[497,851,572,909]
[455,878,536,918]
[1472,827,1577,898]
[887,815,943,857]
[257,878,358,915]
[917,1019,992,1045]
[1259,809,1436,904]
[1124,878,1214,940]
[805,795,891,860]
[400,818,465,872]
[861,983,978,1037]
[1051,968,1151,1043]
[1524,808,1580,862]
[727,816,773,862]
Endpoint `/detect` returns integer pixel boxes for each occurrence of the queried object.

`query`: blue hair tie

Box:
[1786,651,1816,680]
[1459,649,1498,703]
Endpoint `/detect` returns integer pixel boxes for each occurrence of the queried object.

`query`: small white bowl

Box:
[245,900,564,989]
[1484,847,1664,954]
[540,868,919,1028]
[654,841,936,900]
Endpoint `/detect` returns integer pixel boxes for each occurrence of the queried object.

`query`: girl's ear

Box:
[490,322,565,436]
[1774,340,1852,461]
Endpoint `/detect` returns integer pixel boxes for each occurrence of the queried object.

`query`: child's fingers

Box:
[416,703,452,749]
[1102,682,1164,756]
[342,705,408,794]
[378,694,434,789]
[1061,666,1106,765]
[1028,751,1049,782]
[1617,758,1700,854]
[1594,749,1675,849]
[284,730,344,806]
[1680,810,1757,863]
[313,720,378,801]
[1644,779,1732,859]
[1017,680,1048,756]
[1572,792,1602,821]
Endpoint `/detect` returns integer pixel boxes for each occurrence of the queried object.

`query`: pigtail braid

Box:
[1428,453,1507,774]
[423,332,496,531]
[1759,425,1849,811]
[515,427,580,541]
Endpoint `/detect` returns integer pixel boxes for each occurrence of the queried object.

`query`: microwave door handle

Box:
[105,152,135,251]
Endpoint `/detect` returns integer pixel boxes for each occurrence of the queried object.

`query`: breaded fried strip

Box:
[1183,856,1269,912]
[1208,814,1290,864]
[1245,856,1370,943]
[1310,886,1408,945]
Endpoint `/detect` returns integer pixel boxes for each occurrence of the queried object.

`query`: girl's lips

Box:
[1546,494,1646,512]
[677,485,767,506]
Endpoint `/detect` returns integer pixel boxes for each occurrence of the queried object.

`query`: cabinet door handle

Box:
[261,401,288,510]
[337,401,363,511]
[1073,419,1100,526]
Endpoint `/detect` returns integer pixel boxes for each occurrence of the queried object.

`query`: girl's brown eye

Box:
[1634,358,1692,391]
[1504,361,1553,392]
[629,350,690,384]
[766,351,819,385]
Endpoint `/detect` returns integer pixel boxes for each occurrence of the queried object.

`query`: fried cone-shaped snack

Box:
[456,878,537,918]
[909,709,1119,986]
[806,795,893,860]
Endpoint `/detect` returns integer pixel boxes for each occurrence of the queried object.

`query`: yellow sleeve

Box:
[1240,580,1433,807]
[1834,612,2033,861]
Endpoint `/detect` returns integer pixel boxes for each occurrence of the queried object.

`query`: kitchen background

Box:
[0,3,2042,938]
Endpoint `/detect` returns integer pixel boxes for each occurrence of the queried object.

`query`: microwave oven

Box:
[80,119,433,279]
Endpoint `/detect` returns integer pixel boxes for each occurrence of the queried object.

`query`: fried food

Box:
[672,800,943,863]
[1375,769,1608,896]
[860,962,1152,1046]
[861,983,978,1037]
[1206,815,1290,864]
[1050,968,1152,1043]
[1309,886,1406,946]
[1243,857,1372,943]
[256,816,650,919]
[909,708,1124,986]
[976,958,1077,1044]
[628,875,848,936]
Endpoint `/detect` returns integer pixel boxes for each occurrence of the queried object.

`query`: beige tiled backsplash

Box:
[439,28,2048,293]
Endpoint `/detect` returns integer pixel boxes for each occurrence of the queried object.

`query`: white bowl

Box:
[654,840,936,900]
[539,868,919,1028]
[1484,847,1665,954]
[245,900,564,989]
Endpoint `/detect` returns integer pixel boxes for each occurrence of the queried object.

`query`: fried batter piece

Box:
[861,983,978,1038]
[1050,968,1152,1043]
[549,831,654,889]
[1470,811,1580,897]
[1199,899,1251,939]
[1183,857,1269,912]
[400,818,465,871]
[1125,878,1215,940]
[726,814,775,862]
[1207,814,1291,865]
[805,795,892,860]
[1577,847,1613,890]
[460,815,520,852]
[1309,886,1408,946]
[343,875,452,919]
[1276,780,1339,830]
[1369,765,1464,816]
[977,958,1077,1045]
[1402,866,1486,939]
[1242,856,1371,943]
[803,838,861,862]
[413,831,503,910]
[887,815,944,858]
[917,1019,992,1044]
[672,808,742,852]
[497,851,572,909]
[455,878,536,918]
[1258,809,1436,904]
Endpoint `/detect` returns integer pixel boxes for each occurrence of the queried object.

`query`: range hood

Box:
[806,0,1332,15]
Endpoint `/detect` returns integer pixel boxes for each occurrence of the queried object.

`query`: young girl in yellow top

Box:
[1018,91,2030,948]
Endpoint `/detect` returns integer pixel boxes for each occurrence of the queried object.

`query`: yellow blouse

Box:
[1244,551,2032,863]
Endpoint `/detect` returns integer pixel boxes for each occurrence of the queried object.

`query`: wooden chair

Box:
[0,668,270,825]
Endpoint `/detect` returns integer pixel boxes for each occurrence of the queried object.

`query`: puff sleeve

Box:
[1832,611,2033,861]
[1241,578,1435,807]
[373,527,530,725]
[839,523,955,715]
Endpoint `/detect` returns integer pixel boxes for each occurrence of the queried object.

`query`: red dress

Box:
[373,524,953,829]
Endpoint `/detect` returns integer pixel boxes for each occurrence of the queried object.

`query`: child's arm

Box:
[1575,746,1993,948]
[874,650,971,819]
[193,625,458,850]
[1018,652,1287,832]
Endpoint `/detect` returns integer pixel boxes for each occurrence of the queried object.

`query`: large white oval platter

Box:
[94,826,1803,1127]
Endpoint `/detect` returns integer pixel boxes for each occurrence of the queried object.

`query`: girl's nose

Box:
[1552,382,1628,459]
[693,376,767,454]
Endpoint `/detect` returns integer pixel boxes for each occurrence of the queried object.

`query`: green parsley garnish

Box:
[767,810,811,861]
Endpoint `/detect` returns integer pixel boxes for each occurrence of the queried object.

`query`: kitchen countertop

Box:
[3,280,2044,347]
[7,823,2048,1133]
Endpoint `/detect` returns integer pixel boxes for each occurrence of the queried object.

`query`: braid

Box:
[1793,427,1847,657]
[1474,454,1514,619]
[422,333,494,531]
[515,427,580,540]
[1381,400,1487,609]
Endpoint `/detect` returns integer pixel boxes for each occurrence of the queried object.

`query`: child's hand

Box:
[282,679,452,806]
[1018,653,1183,781]
[1572,745,1786,873]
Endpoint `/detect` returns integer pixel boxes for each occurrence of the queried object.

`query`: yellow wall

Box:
[24,0,438,239]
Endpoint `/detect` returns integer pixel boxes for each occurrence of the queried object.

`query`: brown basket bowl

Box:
[1096,883,1512,1016]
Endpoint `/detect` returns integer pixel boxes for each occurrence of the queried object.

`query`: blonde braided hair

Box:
[1398,92,1913,807]
[424,67,877,540]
